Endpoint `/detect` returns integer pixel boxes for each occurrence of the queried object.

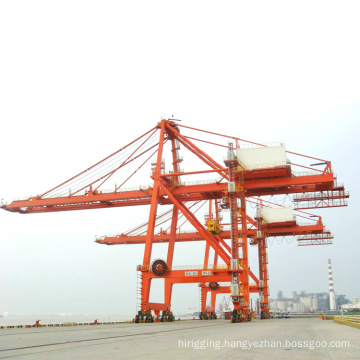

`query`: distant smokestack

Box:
[328,259,336,310]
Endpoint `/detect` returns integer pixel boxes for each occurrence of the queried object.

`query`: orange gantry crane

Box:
[97,200,331,320]
[1,119,349,323]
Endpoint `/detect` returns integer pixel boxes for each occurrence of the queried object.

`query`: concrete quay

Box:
[0,318,359,359]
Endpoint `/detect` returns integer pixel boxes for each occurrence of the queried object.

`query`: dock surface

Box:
[1,318,359,359]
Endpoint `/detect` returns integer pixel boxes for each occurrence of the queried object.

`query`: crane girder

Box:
[96,222,324,245]
[1,173,337,214]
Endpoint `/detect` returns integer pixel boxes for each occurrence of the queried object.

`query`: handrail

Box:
[137,264,233,272]
[292,170,324,177]
[295,201,348,209]
[294,191,350,200]
[178,178,224,186]
[333,316,360,329]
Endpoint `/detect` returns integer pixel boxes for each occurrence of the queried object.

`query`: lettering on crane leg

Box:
[185,271,199,276]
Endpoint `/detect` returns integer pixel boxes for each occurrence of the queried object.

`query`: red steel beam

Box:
[96,223,324,245]
[2,172,337,214]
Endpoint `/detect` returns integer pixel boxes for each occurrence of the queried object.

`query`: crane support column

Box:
[255,205,270,319]
[143,120,166,267]
[238,176,251,321]
[166,138,182,267]
[224,142,250,322]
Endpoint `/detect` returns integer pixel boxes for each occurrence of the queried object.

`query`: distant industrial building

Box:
[270,291,351,313]
[341,298,360,311]
[270,259,353,313]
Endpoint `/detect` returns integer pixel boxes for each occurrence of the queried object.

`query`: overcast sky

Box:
[0,0,359,316]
